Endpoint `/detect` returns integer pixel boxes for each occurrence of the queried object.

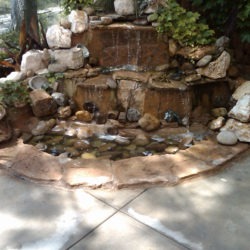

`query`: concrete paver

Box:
[0,149,249,250]
[122,150,250,250]
[0,172,116,250]
[70,212,186,250]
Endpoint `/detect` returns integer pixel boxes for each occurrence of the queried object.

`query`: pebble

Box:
[165,146,179,154]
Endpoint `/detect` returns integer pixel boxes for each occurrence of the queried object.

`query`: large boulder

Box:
[228,94,250,122]
[46,24,72,49]
[114,0,135,15]
[232,81,250,101]
[21,50,49,74]
[221,119,250,143]
[30,89,57,117]
[68,10,88,33]
[196,51,231,79]
[49,47,84,70]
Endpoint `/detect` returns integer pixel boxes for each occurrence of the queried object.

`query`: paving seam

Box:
[66,189,148,249]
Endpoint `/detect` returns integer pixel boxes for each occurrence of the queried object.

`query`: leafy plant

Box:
[0,81,30,107]
[156,0,215,46]
[61,0,93,14]
[189,0,250,43]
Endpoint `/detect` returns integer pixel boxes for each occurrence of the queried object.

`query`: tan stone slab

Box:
[165,152,215,179]
[113,71,151,83]
[10,144,62,181]
[63,159,113,188]
[148,79,187,90]
[0,145,19,168]
[112,155,179,189]
[183,140,249,166]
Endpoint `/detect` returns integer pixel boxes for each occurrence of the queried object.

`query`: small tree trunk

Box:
[11,0,41,63]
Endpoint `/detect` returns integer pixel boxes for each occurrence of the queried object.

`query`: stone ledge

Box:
[0,139,248,189]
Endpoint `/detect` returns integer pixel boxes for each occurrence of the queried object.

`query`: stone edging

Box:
[0,139,248,189]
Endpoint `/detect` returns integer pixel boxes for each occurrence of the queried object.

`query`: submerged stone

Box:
[138,113,160,131]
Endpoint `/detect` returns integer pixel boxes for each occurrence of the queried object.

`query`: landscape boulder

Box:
[228,94,250,122]
[68,10,88,33]
[196,51,230,79]
[114,0,135,15]
[46,24,72,49]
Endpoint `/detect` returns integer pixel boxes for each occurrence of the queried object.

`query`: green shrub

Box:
[156,0,215,46]
[0,81,30,107]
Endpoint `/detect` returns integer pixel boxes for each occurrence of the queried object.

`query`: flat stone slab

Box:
[63,159,113,188]
[0,138,248,189]
[0,141,63,181]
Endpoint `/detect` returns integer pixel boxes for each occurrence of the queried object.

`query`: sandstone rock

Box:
[196,51,231,79]
[30,89,57,117]
[74,140,90,150]
[87,67,102,77]
[68,10,88,33]
[101,16,113,25]
[165,146,179,154]
[21,50,49,73]
[32,119,56,136]
[114,0,135,15]
[232,81,250,101]
[64,68,88,79]
[209,116,225,130]
[155,64,170,72]
[138,113,160,131]
[57,106,72,119]
[221,119,250,143]
[50,48,84,70]
[113,70,150,83]
[117,80,146,112]
[228,94,250,122]
[46,24,72,49]
[185,74,201,83]
[81,152,96,159]
[75,110,93,122]
[211,107,228,117]
[133,134,150,146]
[177,45,216,60]
[196,55,212,67]
[217,131,238,145]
